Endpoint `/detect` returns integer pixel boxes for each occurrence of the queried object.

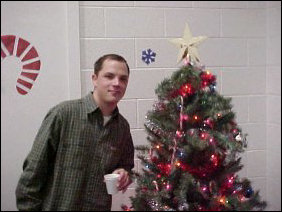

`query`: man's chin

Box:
[106,97,121,104]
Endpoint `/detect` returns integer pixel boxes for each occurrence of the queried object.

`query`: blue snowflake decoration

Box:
[142,48,156,65]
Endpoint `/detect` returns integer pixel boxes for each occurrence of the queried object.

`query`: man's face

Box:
[92,59,129,104]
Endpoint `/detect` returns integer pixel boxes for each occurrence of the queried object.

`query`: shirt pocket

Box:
[60,140,90,170]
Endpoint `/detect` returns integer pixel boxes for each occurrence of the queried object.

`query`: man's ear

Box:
[92,74,98,88]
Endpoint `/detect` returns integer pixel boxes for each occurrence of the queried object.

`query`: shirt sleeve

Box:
[15,106,62,211]
[118,124,135,174]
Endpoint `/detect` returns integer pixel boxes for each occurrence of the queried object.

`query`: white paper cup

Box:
[104,173,120,195]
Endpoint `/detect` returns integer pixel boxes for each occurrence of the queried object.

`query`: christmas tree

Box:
[123,23,267,211]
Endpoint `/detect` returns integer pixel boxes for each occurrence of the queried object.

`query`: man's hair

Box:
[94,54,130,75]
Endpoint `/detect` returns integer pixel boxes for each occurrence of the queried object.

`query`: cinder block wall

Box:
[79,1,281,210]
[266,2,281,211]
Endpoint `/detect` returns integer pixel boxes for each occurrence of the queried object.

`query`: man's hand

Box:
[112,168,132,193]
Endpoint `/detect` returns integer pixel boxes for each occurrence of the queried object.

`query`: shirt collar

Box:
[84,92,119,117]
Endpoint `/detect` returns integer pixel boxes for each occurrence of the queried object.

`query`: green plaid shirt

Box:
[16,92,134,211]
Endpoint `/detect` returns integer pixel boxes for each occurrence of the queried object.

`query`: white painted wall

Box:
[266,2,281,211]
[79,1,280,211]
[1,1,80,211]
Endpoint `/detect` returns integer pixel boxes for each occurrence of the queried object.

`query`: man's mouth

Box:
[109,90,121,94]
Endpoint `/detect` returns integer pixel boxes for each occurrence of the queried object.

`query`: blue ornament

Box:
[176,149,186,159]
[145,164,151,169]
[177,104,182,111]
[209,82,216,93]
[245,187,253,198]
[142,49,156,65]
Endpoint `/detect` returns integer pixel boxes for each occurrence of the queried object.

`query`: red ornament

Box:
[151,156,158,163]
[157,163,171,175]
[199,131,209,140]
[231,128,238,134]
[176,130,184,138]
[210,154,219,167]
[209,137,216,145]
[180,114,189,121]
[182,152,225,179]
[179,83,194,97]
[203,118,214,129]
[200,71,216,88]
[166,183,172,190]
[227,176,234,187]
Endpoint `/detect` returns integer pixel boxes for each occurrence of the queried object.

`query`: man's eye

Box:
[121,77,127,81]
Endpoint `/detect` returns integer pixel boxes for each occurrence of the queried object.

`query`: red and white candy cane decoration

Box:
[179,96,184,130]
[152,180,159,191]
[170,96,184,171]
[1,35,41,95]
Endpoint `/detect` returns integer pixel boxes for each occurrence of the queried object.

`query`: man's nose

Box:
[113,78,120,86]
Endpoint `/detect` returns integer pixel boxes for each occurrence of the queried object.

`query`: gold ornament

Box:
[170,23,207,64]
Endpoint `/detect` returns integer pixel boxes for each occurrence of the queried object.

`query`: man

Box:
[16,54,134,211]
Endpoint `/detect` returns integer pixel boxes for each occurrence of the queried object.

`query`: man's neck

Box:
[92,92,117,116]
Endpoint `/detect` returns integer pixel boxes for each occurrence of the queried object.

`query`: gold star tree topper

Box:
[170,23,207,64]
